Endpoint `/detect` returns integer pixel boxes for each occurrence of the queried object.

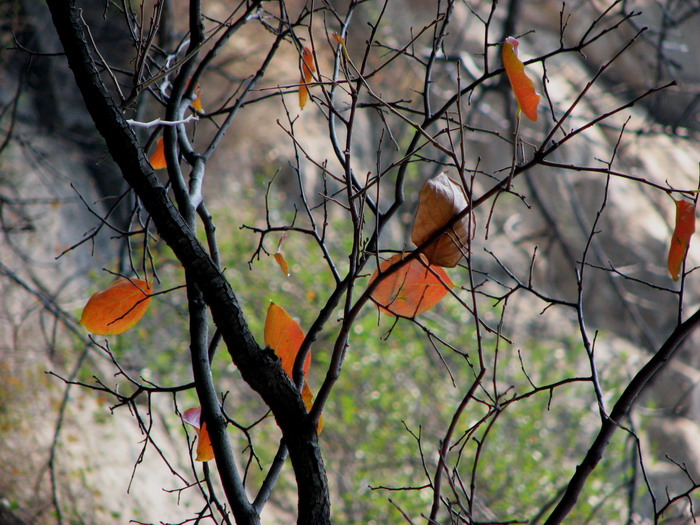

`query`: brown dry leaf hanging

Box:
[411,173,472,268]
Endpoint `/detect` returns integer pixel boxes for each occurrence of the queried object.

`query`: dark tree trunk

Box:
[44,1,331,523]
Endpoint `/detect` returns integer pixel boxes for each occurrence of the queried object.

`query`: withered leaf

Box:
[411,173,473,268]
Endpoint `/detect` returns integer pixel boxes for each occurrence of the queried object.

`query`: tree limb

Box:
[544,307,700,524]
[44,2,330,523]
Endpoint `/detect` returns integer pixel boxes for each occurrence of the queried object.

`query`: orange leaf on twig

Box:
[149,137,167,170]
[273,232,291,276]
[331,32,345,46]
[299,46,315,109]
[183,407,215,462]
[186,78,205,113]
[369,253,453,317]
[264,302,310,377]
[502,36,540,122]
[302,46,315,81]
[80,278,152,335]
[299,83,310,109]
[264,303,323,431]
[411,173,473,268]
[274,252,290,276]
[192,93,204,113]
[668,198,696,281]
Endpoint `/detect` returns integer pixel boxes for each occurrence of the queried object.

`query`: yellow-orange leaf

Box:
[302,46,315,81]
[264,303,323,432]
[149,137,167,170]
[191,89,204,113]
[502,36,540,122]
[299,47,315,109]
[183,407,215,462]
[196,422,214,461]
[186,77,204,113]
[264,302,310,378]
[668,199,696,281]
[369,253,453,317]
[299,82,309,109]
[80,278,152,335]
[331,32,345,46]
[274,252,290,276]
[411,173,473,268]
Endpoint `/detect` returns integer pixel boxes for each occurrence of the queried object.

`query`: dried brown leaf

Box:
[411,173,472,267]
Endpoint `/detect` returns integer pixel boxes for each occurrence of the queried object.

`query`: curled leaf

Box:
[80,278,152,335]
[149,137,167,170]
[668,199,696,281]
[274,252,290,276]
[299,46,315,109]
[411,173,473,267]
[274,232,290,276]
[369,253,453,317]
[183,407,214,462]
[182,407,201,428]
[502,36,540,122]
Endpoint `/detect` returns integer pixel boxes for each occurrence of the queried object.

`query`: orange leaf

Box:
[331,32,345,46]
[273,233,290,276]
[191,88,204,113]
[411,173,474,268]
[264,303,310,378]
[196,422,215,461]
[274,251,290,276]
[369,253,453,317]
[149,137,167,170]
[502,37,540,122]
[299,47,315,109]
[299,82,309,109]
[186,77,204,113]
[183,407,214,462]
[264,303,323,432]
[301,46,315,81]
[668,199,696,281]
[80,278,152,335]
